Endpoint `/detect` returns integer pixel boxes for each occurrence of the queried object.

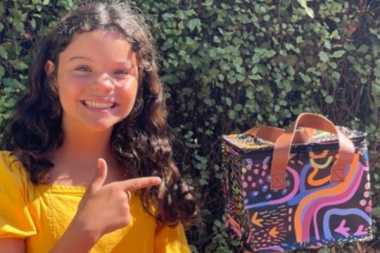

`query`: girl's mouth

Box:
[81,100,117,109]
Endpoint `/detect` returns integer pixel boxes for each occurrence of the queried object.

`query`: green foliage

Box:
[0,0,379,252]
[0,0,72,138]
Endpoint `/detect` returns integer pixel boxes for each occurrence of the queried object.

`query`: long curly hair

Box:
[4,1,197,225]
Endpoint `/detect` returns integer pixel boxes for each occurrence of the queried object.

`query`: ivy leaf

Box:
[227,110,236,120]
[0,46,7,59]
[0,65,4,79]
[202,0,213,7]
[187,18,201,32]
[319,51,329,62]
[11,60,28,70]
[332,50,346,58]
[297,0,314,18]
[374,207,380,217]
[300,73,311,83]
[325,95,334,104]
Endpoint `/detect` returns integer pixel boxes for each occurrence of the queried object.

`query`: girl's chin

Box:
[69,118,121,133]
[82,121,120,132]
[62,112,127,133]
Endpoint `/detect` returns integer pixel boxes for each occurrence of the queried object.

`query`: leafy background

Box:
[0,0,379,252]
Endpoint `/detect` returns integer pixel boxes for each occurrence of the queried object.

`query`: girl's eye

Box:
[113,69,130,77]
[74,65,92,73]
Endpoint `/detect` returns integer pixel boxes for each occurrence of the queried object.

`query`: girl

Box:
[0,1,197,252]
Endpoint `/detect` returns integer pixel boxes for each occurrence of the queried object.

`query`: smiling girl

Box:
[0,1,197,252]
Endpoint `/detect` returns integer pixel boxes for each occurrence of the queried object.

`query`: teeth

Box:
[84,100,114,109]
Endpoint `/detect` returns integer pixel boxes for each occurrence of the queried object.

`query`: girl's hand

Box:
[72,158,161,241]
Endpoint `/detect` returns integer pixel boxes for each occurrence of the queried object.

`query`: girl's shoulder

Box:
[0,150,37,238]
[0,150,32,195]
[0,150,25,174]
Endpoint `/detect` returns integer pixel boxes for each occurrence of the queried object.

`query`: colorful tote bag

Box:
[222,113,373,252]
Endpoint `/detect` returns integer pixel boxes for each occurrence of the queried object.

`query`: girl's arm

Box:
[49,220,97,253]
[50,159,161,253]
[0,239,25,253]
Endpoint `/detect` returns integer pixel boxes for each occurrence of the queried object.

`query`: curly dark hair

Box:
[4,1,197,225]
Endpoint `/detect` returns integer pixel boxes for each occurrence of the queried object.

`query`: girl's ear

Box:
[45,60,59,94]
[45,60,55,76]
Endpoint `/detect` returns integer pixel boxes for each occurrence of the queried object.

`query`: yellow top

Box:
[0,151,191,253]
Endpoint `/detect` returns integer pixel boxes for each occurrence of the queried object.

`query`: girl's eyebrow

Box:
[115,61,133,68]
[69,56,92,61]
[68,57,133,68]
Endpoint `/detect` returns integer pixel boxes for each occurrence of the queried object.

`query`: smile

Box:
[81,100,116,109]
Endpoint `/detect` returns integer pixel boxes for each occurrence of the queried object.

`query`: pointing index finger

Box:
[118,177,162,192]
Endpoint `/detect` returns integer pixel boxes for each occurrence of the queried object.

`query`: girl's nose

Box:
[93,73,114,94]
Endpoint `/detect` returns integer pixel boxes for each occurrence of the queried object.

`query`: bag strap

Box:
[245,125,315,144]
[270,113,355,190]
[245,126,284,142]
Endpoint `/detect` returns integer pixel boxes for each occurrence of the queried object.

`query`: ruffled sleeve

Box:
[154,223,191,253]
[0,151,36,238]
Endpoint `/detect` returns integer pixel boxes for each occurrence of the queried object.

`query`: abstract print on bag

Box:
[223,124,373,252]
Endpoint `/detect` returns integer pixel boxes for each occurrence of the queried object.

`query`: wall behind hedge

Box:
[0,0,379,252]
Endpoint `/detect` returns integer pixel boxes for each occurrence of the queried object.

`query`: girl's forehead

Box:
[60,29,136,63]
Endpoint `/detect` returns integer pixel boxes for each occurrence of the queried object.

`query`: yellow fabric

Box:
[0,151,191,253]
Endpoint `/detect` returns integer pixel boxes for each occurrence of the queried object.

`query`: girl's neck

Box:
[45,127,124,186]
[52,124,115,169]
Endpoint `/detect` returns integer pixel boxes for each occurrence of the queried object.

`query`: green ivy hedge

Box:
[0,0,379,252]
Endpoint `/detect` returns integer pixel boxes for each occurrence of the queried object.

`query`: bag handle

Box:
[270,113,355,190]
[245,125,314,144]
[245,126,284,143]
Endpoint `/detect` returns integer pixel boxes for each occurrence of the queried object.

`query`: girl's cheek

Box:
[69,74,95,85]
[130,67,138,77]
[111,75,135,88]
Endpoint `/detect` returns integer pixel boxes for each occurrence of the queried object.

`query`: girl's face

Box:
[46,29,139,133]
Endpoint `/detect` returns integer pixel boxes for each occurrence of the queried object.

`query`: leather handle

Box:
[245,126,284,143]
[270,113,355,190]
[245,126,314,144]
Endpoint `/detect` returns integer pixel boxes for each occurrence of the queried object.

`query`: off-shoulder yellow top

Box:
[0,151,190,253]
